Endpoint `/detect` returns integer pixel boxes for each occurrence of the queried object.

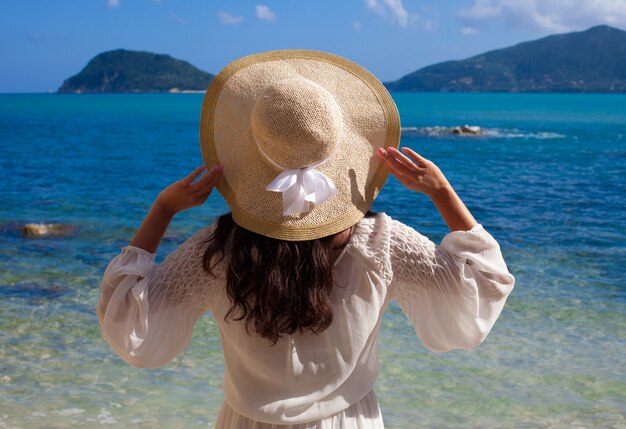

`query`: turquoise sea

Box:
[1,93,625,428]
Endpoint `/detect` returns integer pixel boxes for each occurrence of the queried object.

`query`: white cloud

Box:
[106,0,120,8]
[366,0,409,27]
[218,11,244,25]
[365,0,382,15]
[461,26,478,35]
[409,14,435,31]
[256,5,277,22]
[385,0,409,27]
[459,0,626,32]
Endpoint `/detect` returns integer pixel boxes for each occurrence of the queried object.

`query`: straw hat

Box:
[200,50,400,241]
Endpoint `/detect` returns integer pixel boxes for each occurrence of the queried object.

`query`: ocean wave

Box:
[401,126,566,140]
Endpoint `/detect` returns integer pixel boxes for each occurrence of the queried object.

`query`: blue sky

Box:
[2,0,625,92]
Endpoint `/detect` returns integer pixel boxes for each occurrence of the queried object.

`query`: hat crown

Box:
[251,77,342,169]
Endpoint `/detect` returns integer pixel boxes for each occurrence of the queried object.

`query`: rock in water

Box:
[23,223,76,238]
[0,282,68,299]
[452,125,481,135]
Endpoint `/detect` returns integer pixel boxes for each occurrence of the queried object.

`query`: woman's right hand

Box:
[156,164,223,216]
[376,146,452,198]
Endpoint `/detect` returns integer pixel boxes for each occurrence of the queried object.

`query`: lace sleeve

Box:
[387,217,515,352]
[96,224,223,368]
[147,225,223,311]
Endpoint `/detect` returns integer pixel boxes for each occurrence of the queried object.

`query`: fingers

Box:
[388,147,422,172]
[377,148,402,176]
[401,147,429,166]
[182,164,224,188]
[192,164,223,193]
[181,165,206,186]
[377,147,421,176]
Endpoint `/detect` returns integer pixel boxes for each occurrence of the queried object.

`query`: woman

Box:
[97,50,515,428]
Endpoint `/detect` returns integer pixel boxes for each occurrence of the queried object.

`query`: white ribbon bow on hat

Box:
[266,166,337,216]
[257,100,343,217]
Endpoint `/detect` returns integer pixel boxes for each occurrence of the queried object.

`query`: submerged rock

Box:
[22,223,77,238]
[452,125,482,135]
[0,282,69,299]
[400,125,484,137]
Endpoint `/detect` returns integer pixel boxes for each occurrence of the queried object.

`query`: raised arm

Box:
[377,146,514,352]
[130,164,223,253]
[376,146,476,232]
[96,163,223,368]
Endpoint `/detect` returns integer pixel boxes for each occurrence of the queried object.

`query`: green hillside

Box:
[386,25,626,92]
[58,49,214,93]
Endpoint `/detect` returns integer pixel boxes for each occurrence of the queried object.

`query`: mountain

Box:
[58,49,214,93]
[386,25,626,92]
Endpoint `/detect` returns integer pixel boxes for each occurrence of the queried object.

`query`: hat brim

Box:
[200,50,400,241]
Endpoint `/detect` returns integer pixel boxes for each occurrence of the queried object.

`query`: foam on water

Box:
[401,126,566,139]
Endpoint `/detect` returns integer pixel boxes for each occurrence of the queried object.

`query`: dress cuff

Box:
[440,224,499,253]
[121,245,157,259]
[102,246,157,288]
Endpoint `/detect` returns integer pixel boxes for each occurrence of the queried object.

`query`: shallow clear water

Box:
[1,93,625,428]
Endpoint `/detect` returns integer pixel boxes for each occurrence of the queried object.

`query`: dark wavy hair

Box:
[202,212,374,344]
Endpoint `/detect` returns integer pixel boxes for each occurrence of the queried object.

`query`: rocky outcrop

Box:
[22,223,76,238]
[452,125,481,135]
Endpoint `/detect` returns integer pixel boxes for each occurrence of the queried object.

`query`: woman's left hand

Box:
[155,164,223,216]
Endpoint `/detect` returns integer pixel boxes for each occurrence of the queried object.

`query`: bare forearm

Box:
[129,202,175,254]
[376,146,478,232]
[430,186,477,232]
[126,165,221,254]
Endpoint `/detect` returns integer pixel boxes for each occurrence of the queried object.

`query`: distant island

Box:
[385,25,626,92]
[59,25,626,93]
[58,49,214,93]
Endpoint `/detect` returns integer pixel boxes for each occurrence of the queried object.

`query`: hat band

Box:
[258,116,343,217]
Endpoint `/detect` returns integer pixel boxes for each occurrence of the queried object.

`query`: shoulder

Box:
[386,216,434,249]
[352,212,390,246]
[151,221,223,310]
[347,212,393,275]
[159,223,219,265]
[352,212,421,249]
[354,212,436,265]
[179,223,218,250]
[349,212,432,283]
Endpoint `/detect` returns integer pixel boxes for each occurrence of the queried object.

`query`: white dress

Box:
[96,212,515,428]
